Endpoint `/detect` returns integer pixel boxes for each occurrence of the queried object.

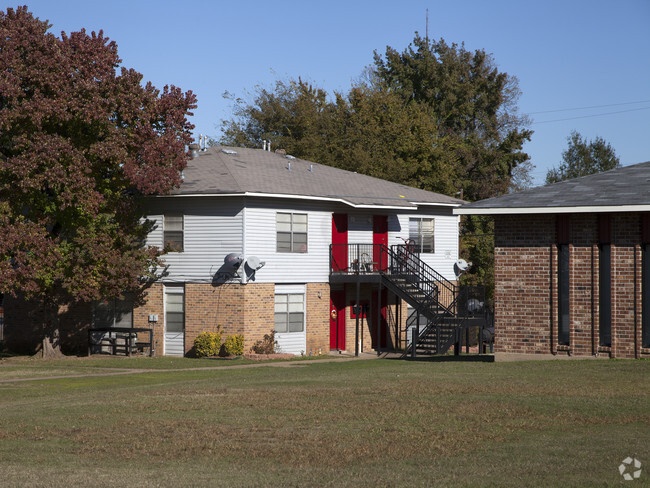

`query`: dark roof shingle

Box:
[456,161,650,214]
[174,146,462,209]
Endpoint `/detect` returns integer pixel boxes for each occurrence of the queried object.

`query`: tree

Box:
[545,131,620,184]
[219,33,534,299]
[221,34,533,201]
[0,7,196,356]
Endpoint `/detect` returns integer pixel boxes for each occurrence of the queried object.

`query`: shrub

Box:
[193,330,222,358]
[222,334,244,356]
[251,330,276,354]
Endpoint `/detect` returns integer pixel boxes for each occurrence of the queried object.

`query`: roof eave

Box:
[454,204,650,215]
[157,191,456,210]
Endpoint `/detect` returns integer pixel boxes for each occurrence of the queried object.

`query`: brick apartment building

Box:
[456,161,650,359]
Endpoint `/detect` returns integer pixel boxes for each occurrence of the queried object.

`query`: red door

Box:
[373,215,388,271]
[332,213,348,272]
[371,289,389,349]
[330,289,346,350]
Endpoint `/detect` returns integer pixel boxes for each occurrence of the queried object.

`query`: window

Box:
[164,214,183,252]
[409,218,435,253]
[165,285,185,333]
[93,296,133,328]
[274,293,304,333]
[277,212,308,253]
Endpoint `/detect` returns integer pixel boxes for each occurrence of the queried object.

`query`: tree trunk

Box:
[41,333,64,358]
[38,301,65,359]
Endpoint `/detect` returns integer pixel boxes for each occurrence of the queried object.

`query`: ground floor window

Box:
[275,293,305,333]
[93,295,133,328]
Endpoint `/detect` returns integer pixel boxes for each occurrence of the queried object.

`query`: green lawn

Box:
[0,356,648,487]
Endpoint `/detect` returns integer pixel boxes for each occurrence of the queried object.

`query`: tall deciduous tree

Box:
[220,33,534,299]
[545,131,620,184]
[0,7,196,355]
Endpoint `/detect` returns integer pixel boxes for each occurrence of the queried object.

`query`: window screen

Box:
[277,213,308,253]
[409,218,435,253]
[164,214,184,252]
[274,293,305,333]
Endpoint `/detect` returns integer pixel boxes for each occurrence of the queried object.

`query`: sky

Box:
[10,0,650,186]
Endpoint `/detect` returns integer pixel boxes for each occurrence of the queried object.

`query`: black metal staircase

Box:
[330,243,490,357]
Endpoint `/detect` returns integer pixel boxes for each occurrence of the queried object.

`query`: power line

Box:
[529,99,650,115]
[532,106,650,125]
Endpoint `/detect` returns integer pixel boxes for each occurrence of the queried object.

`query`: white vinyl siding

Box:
[398,213,458,281]
[146,197,244,282]
[245,199,331,283]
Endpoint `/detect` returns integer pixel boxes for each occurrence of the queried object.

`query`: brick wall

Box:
[306,283,330,355]
[494,212,650,359]
[133,281,332,357]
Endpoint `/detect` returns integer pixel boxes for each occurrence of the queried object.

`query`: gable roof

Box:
[455,161,650,215]
[169,146,462,210]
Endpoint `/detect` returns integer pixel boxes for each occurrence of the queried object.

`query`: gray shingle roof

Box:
[455,161,650,215]
[173,146,462,209]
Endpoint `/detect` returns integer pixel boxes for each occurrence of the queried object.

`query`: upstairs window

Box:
[277,212,308,253]
[409,218,435,253]
[164,214,183,252]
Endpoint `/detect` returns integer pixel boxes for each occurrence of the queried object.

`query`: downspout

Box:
[241,198,247,285]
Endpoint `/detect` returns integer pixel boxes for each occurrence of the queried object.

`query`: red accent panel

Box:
[330,290,346,350]
[332,213,348,272]
[373,215,388,271]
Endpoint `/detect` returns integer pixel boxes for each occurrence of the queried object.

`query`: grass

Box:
[0,356,648,487]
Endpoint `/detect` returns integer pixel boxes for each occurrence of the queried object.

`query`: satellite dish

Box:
[242,256,266,283]
[223,253,243,272]
[246,256,263,270]
[454,259,471,277]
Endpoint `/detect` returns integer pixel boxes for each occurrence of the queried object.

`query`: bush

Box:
[193,330,222,358]
[222,334,244,356]
[251,330,276,354]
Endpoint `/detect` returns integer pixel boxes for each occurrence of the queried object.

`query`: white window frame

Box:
[274,288,305,334]
[164,284,185,333]
[276,212,308,253]
[409,218,435,253]
[164,214,184,252]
